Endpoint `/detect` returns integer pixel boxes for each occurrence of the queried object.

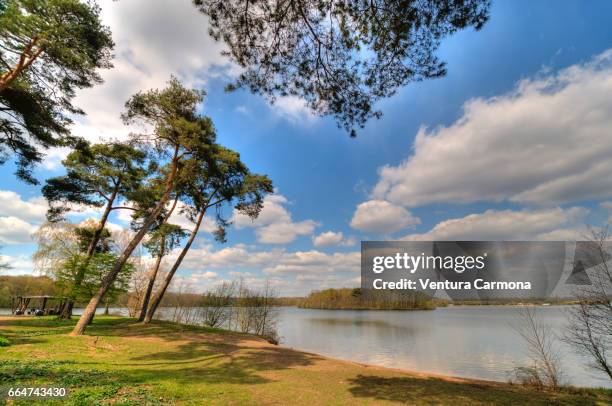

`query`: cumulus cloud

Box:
[45,0,310,157]
[312,231,356,247]
[233,194,290,228]
[256,220,318,244]
[148,239,364,295]
[180,243,284,271]
[0,191,47,223]
[175,243,360,285]
[0,189,124,245]
[0,217,38,244]
[272,96,317,124]
[350,200,420,234]
[403,207,588,241]
[191,271,218,280]
[65,0,233,146]
[0,191,48,244]
[233,194,319,244]
[0,255,37,275]
[262,250,360,275]
[372,49,612,207]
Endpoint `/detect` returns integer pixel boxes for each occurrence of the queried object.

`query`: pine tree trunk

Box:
[138,248,163,321]
[138,197,177,321]
[70,150,180,336]
[143,207,205,324]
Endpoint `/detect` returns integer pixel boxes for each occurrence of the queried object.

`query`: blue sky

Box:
[1,0,612,295]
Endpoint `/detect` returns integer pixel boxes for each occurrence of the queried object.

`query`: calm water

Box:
[1,305,610,388]
[275,306,611,388]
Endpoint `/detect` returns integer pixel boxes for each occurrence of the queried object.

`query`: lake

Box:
[275,305,611,388]
[1,305,610,388]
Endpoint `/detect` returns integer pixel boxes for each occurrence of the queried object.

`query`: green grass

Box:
[0,316,610,405]
[0,336,9,347]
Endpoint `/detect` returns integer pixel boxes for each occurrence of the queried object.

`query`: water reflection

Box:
[277,306,611,388]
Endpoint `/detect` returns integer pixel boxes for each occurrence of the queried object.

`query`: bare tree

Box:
[200,281,236,328]
[251,281,278,340]
[230,279,279,343]
[126,256,150,318]
[563,228,612,380]
[512,307,563,390]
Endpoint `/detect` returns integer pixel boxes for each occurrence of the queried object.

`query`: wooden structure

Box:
[11,295,67,316]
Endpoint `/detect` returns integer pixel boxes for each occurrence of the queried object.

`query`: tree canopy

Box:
[0,0,114,182]
[42,141,147,317]
[143,143,273,323]
[43,141,147,222]
[194,0,490,136]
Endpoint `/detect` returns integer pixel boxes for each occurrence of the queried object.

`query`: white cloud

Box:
[372,49,612,207]
[233,194,319,244]
[155,240,365,295]
[0,217,38,244]
[190,271,218,280]
[312,231,356,247]
[262,250,360,275]
[272,96,317,124]
[180,243,284,271]
[65,0,234,145]
[174,243,360,289]
[403,207,588,241]
[0,191,47,223]
[350,200,420,234]
[0,190,48,244]
[0,255,37,275]
[0,190,126,245]
[233,194,290,228]
[256,220,318,244]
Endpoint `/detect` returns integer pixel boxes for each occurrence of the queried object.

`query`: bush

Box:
[0,336,10,346]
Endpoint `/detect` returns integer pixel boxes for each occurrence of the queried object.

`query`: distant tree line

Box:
[0,275,57,307]
[297,288,437,310]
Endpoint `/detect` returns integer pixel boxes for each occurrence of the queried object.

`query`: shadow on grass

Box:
[1,316,323,388]
[347,374,609,406]
[123,346,323,387]
[115,337,323,386]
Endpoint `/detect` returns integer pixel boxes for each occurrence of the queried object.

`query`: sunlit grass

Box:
[0,316,610,405]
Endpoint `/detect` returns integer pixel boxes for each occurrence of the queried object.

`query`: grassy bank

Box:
[0,316,610,405]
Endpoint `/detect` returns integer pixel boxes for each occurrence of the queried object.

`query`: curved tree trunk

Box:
[143,207,205,324]
[137,197,178,321]
[71,150,180,336]
[137,243,164,321]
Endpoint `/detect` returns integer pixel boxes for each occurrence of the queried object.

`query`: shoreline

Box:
[1,315,610,404]
[1,315,607,388]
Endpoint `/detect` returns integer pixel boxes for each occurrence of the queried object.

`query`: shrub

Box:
[0,336,10,347]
